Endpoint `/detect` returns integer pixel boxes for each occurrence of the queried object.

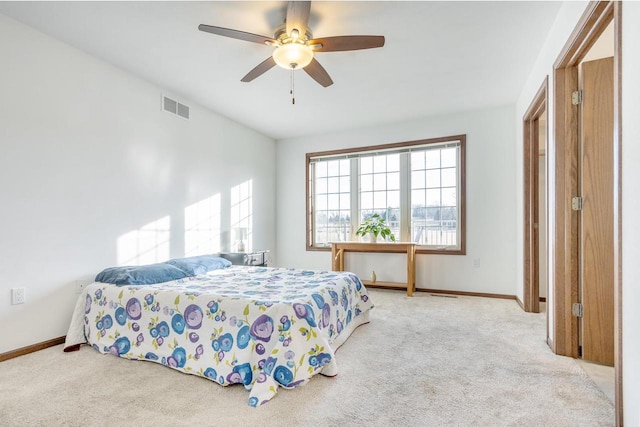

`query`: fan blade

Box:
[198,24,276,45]
[286,1,311,38]
[309,35,385,52]
[241,57,277,82]
[304,58,333,87]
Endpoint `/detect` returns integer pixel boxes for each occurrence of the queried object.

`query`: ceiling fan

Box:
[198,1,385,90]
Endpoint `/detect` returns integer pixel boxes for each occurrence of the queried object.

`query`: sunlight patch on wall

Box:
[231,180,253,252]
[185,194,221,256]
[117,216,170,266]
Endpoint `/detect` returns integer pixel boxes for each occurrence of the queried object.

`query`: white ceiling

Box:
[0,1,563,140]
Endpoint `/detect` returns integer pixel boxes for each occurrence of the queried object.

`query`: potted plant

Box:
[355,213,396,243]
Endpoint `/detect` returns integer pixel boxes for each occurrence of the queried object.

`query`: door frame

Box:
[523,77,548,315]
[552,1,622,423]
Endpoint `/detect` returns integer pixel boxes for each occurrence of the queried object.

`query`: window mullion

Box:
[350,158,359,241]
[400,152,411,242]
[456,146,462,244]
[309,163,315,246]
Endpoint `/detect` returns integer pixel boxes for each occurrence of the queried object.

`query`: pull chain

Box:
[290,68,295,104]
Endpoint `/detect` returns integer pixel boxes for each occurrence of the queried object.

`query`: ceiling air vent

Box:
[162,95,190,120]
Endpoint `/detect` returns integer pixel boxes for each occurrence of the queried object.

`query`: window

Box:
[312,159,351,245]
[306,135,465,254]
[231,180,253,252]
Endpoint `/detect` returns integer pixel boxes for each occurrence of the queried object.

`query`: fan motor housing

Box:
[274,24,313,44]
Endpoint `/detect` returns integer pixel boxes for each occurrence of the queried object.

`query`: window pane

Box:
[411,170,425,188]
[373,156,386,172]
[441,168,456,187]
[426,207,441,220]
[411,189,426,206]
[339,159,350,174]
[340,176,350,193]
[441,148,457,168]
[339,193,350,209]
[425,150,440,169]
[360,157,373,174]
[373,191,386,209]
[328,194,339,210]
[328,177,339,193]
[326,211,342,243]
[316,194,327,210]
[327,160,340,176]
[316,177,327,194]
[387,208,400,222]
[441,207,457,221]
[360,210,375,221]
[315,227,327,245]
[316,162,327,178]
[424,208,443,245]
[426,170,440,188]
[387,154,400,172]
[361,191,373,209]
[361,174,373,192]
[411,203,426,219]
[411,151,425,170]
[387,172,400,190]
[373,173,386,191]
[387,208,401,239]
[442,188,457,207]
[426,189,440,206]
[387,190,400,208]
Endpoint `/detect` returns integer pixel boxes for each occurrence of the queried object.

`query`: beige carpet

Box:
[0,289,613,426]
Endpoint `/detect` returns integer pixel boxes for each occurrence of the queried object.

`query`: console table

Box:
[330,242,416,296]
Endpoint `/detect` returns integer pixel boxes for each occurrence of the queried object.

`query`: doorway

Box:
[523,78,548,316]
[551,1,622,423]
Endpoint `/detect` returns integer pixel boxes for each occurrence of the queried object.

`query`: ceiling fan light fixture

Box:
[272,43,314,70]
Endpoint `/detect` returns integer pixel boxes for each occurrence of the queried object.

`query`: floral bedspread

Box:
[65,266,373,406]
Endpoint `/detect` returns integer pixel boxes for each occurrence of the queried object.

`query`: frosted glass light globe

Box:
[272,43,314,70]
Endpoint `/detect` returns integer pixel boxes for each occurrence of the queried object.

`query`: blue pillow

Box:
[165,255,231,276]
[95,263,189,286]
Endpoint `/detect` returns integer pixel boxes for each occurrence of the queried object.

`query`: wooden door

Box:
[579,57,614,365]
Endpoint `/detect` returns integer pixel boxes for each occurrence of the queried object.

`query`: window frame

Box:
[306,134,466,255]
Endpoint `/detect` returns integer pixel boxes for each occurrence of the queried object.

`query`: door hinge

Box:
[572,302,584,318]
[571,196,583,211]
[572,90,583,105]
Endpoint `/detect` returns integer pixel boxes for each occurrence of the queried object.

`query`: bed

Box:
[64,262,373,407]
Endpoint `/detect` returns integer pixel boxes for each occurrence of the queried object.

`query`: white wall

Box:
[0,15,276,354]
[621,3,640,425]
[276,105,517,296]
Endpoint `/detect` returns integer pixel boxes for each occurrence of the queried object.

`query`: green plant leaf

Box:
[356,213,395,241]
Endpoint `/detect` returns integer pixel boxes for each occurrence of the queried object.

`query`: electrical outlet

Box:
[11,288,25,305]
[75,281,86,294]
[472,258,481,268]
